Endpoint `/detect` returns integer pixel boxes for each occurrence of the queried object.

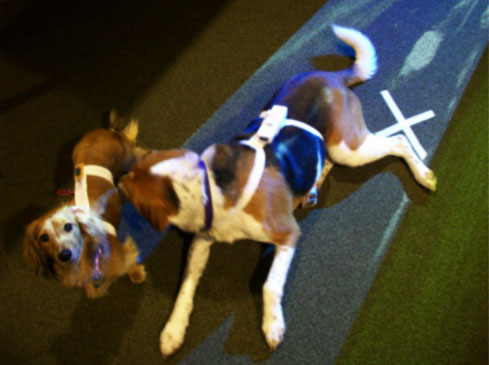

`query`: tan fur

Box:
[244,167,300,245]
[325,83,370,150]
[23,113,148,298]
[225,148,256,210]
[118,150,185,232]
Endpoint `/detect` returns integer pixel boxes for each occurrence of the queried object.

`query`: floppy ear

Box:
[90,188,118,218]
[72,207,109,244]
[131,176,179,233]
[22,220,49,276]
[137,199,171,232]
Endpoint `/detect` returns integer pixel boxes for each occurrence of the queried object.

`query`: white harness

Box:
[237,105,324,211]
[74,164,117,236]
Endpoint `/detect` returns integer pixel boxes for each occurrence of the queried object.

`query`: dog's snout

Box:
[58,249,72,262]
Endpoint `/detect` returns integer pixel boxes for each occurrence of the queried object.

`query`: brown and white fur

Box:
[23,111,148,298]
[119,26,437,357]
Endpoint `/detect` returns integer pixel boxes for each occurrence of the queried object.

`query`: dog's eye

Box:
[40,233,49,242]
[64,223,73,232]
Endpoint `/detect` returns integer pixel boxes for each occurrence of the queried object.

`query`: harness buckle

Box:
[257,105,288,143]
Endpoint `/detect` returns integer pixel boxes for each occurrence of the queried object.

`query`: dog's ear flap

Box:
[90,188,117,218]
[120,172,178,233]
[105,109,124,131]
[72,207,109,245]
[145,176,179,232]
[74,218,98,274]
[22,220,47,276]
[137,199,170,233]
[106,110,139,143]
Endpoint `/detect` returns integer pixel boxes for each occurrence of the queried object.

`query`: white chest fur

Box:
[150,150,270,244]
[206,170,270,244]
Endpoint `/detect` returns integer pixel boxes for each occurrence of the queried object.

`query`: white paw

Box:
[159,321,186,359]
[423,170,437,191]
[262,311,286,350]
[412,163,437,191]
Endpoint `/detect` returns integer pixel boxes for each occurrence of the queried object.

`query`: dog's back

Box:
[73,112,142,179]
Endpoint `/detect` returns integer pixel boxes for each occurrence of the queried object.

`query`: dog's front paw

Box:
[128,264,146,284]
[160,320,186,359]
[262,310,286,350]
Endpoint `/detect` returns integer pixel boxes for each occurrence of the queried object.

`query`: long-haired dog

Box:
[23,111,148,298]
[119,26,437,357]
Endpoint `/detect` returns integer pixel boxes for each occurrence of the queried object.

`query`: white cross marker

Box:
[375,90,435,160]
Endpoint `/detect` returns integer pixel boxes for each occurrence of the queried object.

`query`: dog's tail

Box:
[332,25,378,86]
[108,110,139,143]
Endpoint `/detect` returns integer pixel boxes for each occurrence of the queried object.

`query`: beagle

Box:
[119,25,437,357]
[23,111,148,298]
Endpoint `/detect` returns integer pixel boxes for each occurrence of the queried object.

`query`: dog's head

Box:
[118,150,191,232]
[23,205,109,287]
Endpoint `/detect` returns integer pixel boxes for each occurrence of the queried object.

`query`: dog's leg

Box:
[160,235,214,358]
[128,264,146,284]
[122,236,146,284]
[262,233,298,350]
[329,134,437,191]
[301,157,334,208]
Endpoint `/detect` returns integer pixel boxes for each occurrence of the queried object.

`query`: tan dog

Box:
[23,111,148,298]
[119,26,436,357]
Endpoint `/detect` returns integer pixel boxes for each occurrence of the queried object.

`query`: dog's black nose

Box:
[58,249,72,262]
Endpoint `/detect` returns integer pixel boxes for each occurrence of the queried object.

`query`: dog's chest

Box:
[208,206,269,244]
[170,172,270,243]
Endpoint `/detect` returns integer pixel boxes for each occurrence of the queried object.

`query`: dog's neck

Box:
[151,153,209,233]
[74,163,118,236]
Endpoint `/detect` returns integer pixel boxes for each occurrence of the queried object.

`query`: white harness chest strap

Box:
[74,164,117,237]
[237,105,324,211]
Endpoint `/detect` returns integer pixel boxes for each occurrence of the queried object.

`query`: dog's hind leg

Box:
[328,133,437,190]
[159,235,214,358]
[301,157,335,208]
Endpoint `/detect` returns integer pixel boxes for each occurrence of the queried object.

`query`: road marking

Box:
[375,90,435,160]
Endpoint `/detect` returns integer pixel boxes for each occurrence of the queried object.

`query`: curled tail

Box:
[108,109,139,143]
[332,25,378,86]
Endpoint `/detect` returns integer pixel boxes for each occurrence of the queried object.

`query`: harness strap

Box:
[74,163,117,236]
[237,106,324,211]
[198,159,214,231]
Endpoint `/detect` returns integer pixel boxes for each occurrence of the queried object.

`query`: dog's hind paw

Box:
[424,170,437,191]
[417,170,437,191]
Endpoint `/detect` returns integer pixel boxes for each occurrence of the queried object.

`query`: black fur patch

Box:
[210,144,240,195]
[234,118,326,196]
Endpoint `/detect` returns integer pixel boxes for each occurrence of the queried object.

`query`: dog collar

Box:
[74,163,117,236]
[198,159,214,231]
[92,246,105,288]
